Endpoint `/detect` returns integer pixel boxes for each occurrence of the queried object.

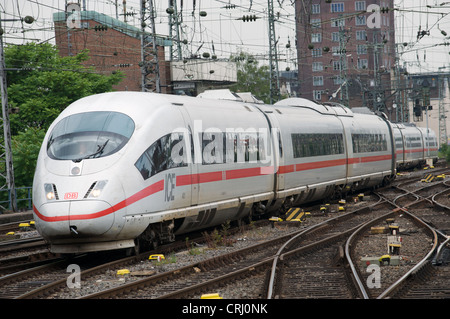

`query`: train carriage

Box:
[32,91,436,254]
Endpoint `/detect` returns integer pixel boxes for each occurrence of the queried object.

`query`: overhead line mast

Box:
[140,0,161,93]
[268,0,280,104]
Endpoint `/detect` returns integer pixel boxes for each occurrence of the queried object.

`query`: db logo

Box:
[64,192,79,200]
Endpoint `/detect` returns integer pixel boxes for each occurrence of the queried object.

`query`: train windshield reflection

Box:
[47,111,135,161]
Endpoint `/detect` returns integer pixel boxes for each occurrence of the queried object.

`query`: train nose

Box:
[35,200,114,240]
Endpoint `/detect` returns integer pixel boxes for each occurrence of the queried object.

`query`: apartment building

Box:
[53,10,172,92]
[295,0,395,111]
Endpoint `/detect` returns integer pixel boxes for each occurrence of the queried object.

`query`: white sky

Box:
[1,0,449,73]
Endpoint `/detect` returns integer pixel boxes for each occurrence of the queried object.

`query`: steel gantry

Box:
[267,0,280,104]
[140,0,161,93]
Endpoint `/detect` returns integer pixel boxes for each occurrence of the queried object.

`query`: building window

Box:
[332,32,340,42]
[311,18,321,29]
[313,90,323,101]
[357,44,367,55]
[357,59,368,69]
[313,76,323,86]
[333,76,344,85]
[312,4,320,14]
[356,15,366,26]
[333,61,341,70]
[312,62,323,72]
[331,3,344,13]
[311,33,322,43]
[355,1,366,11]
[356,30,367,40]
[332,46,340,56]
[331,18,345,27]
[312,48,322,57]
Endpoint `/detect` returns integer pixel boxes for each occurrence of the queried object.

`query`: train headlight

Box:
[87,180,108,198]
[44,183,57,201]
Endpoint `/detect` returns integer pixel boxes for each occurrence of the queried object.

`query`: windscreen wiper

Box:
[73,139,109,163]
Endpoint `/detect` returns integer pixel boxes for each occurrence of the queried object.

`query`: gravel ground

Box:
[54,222,304,299]
[353,213,433,296]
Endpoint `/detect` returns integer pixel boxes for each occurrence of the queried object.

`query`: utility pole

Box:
[140,0,161,93]
[438,76,448,146]
[267,0,280,104]
[0,14,17,212]
[167,0,183,61]
[338,25,349,107]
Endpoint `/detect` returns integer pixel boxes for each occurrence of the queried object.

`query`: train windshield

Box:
[47,111,135,161]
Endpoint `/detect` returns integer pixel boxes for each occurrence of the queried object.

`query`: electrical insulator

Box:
[241,15,258,22]
[94,25,108,31]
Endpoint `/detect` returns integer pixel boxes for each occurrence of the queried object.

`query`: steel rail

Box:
[376,206,438,299]
[345,210,396,299]
[266,194,384,299]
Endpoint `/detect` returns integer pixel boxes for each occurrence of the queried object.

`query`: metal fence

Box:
[0,187,32,212]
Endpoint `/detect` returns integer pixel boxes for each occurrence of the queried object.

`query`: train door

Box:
[176,104,199,206]
[258,110,284,192]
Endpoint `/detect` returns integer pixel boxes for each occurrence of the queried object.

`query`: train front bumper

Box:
[34,200,115,241]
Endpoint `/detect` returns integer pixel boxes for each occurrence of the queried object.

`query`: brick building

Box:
[295,0,395,111]
[53,11,172,92]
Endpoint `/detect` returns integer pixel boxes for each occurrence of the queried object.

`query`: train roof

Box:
[274,98,354,117]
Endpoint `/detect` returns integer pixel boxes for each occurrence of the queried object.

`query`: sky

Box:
[0,0,449,74]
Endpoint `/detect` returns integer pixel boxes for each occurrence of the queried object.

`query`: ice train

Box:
[32,91,439,253]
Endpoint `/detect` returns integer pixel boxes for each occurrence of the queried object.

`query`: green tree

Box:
[4,42,123,134]
[11,127,46,187]
[229,51,271,104]
[1,42,123,196]
[439,143,450,163]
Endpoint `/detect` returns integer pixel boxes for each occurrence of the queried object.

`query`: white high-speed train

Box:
[32,91,438,254]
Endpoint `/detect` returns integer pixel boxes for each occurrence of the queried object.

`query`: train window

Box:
[135,132,188,180]
[291,133,344,158]
[47,111,135,161]
[426,137,437,147]
[351,133,388,153]
[405,136,422,148]
[201,131,268,165]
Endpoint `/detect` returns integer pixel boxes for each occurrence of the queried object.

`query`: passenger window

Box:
[135,132,189,180]
[291,133,344,158]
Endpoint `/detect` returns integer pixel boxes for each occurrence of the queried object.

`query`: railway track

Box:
[14,194,377,299]
[1,166,448,299]
[346,176,450,299]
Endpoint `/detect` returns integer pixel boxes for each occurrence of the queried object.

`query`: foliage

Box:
[229,51,271,104]
[11,127,46,187]
[439,144,450,163]
[1,42,124,196]
[4,42,124,134]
